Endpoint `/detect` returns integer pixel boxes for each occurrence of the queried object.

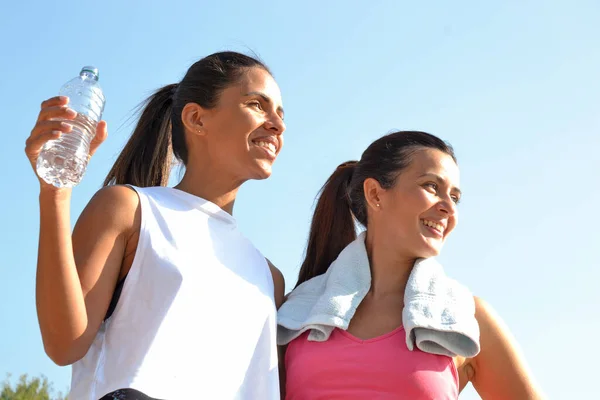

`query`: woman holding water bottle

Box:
[25,51,286,400]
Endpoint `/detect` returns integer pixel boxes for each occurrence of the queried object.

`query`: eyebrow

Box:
[419,173,462,196]
[244,91,285,118]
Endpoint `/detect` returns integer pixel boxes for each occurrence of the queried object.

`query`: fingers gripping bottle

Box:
[36,66,105,188]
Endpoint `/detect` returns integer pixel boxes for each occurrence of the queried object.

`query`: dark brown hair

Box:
[295,131,457,287]
[103,52,270,187]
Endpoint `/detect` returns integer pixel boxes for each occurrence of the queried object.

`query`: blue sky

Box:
[1,0,599,398]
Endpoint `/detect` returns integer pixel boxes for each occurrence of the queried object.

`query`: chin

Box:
[416,250,440,259]
[254,171,272,180]
[249,163,273,180]
[416,242,443,259]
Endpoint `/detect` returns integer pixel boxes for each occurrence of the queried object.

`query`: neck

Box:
[175,162,243,215]
[365,230,416,297]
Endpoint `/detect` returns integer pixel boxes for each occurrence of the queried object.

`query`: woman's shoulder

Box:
[90,184,140,209]
[81,185,141,232]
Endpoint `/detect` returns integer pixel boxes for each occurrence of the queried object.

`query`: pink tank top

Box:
[285,326,459,399]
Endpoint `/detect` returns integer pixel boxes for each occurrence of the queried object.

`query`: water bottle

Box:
[36,66,105,188]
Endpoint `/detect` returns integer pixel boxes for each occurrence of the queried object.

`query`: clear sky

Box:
[1,0,598,398]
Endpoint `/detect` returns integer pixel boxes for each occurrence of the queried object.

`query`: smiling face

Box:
[204,67,286,181]
[370,147,461,258]
[183,66,286,182]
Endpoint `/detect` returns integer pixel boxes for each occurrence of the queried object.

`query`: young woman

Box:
[25,52,286,399]
[279,131,543,399]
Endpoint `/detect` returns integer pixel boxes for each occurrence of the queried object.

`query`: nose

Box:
[264,113,286,135]
[437,196,457,217]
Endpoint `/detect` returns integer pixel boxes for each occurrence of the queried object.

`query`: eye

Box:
[248,101,263,110]
[425,182,460,204]
[424,182,438,192]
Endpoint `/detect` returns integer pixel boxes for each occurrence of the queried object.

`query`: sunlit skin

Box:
[177,67,286,212]
[347,148,542,398]
[280,148,542,399]
[24,65,289,370]
[365,148,461,266]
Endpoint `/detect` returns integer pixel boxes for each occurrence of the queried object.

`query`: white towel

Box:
[277,232,480,358]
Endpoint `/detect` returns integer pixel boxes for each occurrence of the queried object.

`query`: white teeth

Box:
[255,141,276,154]
[422,219,444,233]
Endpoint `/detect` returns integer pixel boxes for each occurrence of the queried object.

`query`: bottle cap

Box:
[81,66,99,79]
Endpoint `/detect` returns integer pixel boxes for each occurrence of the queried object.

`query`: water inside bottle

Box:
[36,113,97,188]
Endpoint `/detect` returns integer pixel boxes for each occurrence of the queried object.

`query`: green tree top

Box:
[1,374,65,400]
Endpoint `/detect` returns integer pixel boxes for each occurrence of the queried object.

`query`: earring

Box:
[376,203,380,207]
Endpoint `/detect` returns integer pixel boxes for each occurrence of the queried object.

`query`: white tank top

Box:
[70,186,279,399]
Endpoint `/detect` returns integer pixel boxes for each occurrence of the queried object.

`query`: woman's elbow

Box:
[43,340,87,366]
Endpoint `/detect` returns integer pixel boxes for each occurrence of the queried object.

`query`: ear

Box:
[181,102,207,136]
[363,177,384,211]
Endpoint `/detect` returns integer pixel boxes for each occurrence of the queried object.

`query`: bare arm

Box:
[36,186,139,365]
[266,258,285,309]
[470,296,544,399]
[26,96,139,365]
[265,259,286,399]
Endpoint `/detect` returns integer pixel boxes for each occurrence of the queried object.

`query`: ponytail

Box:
[295,131,458,287]
[296,161,358,287]
[103,83,178,187]
[104,52,271,187]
